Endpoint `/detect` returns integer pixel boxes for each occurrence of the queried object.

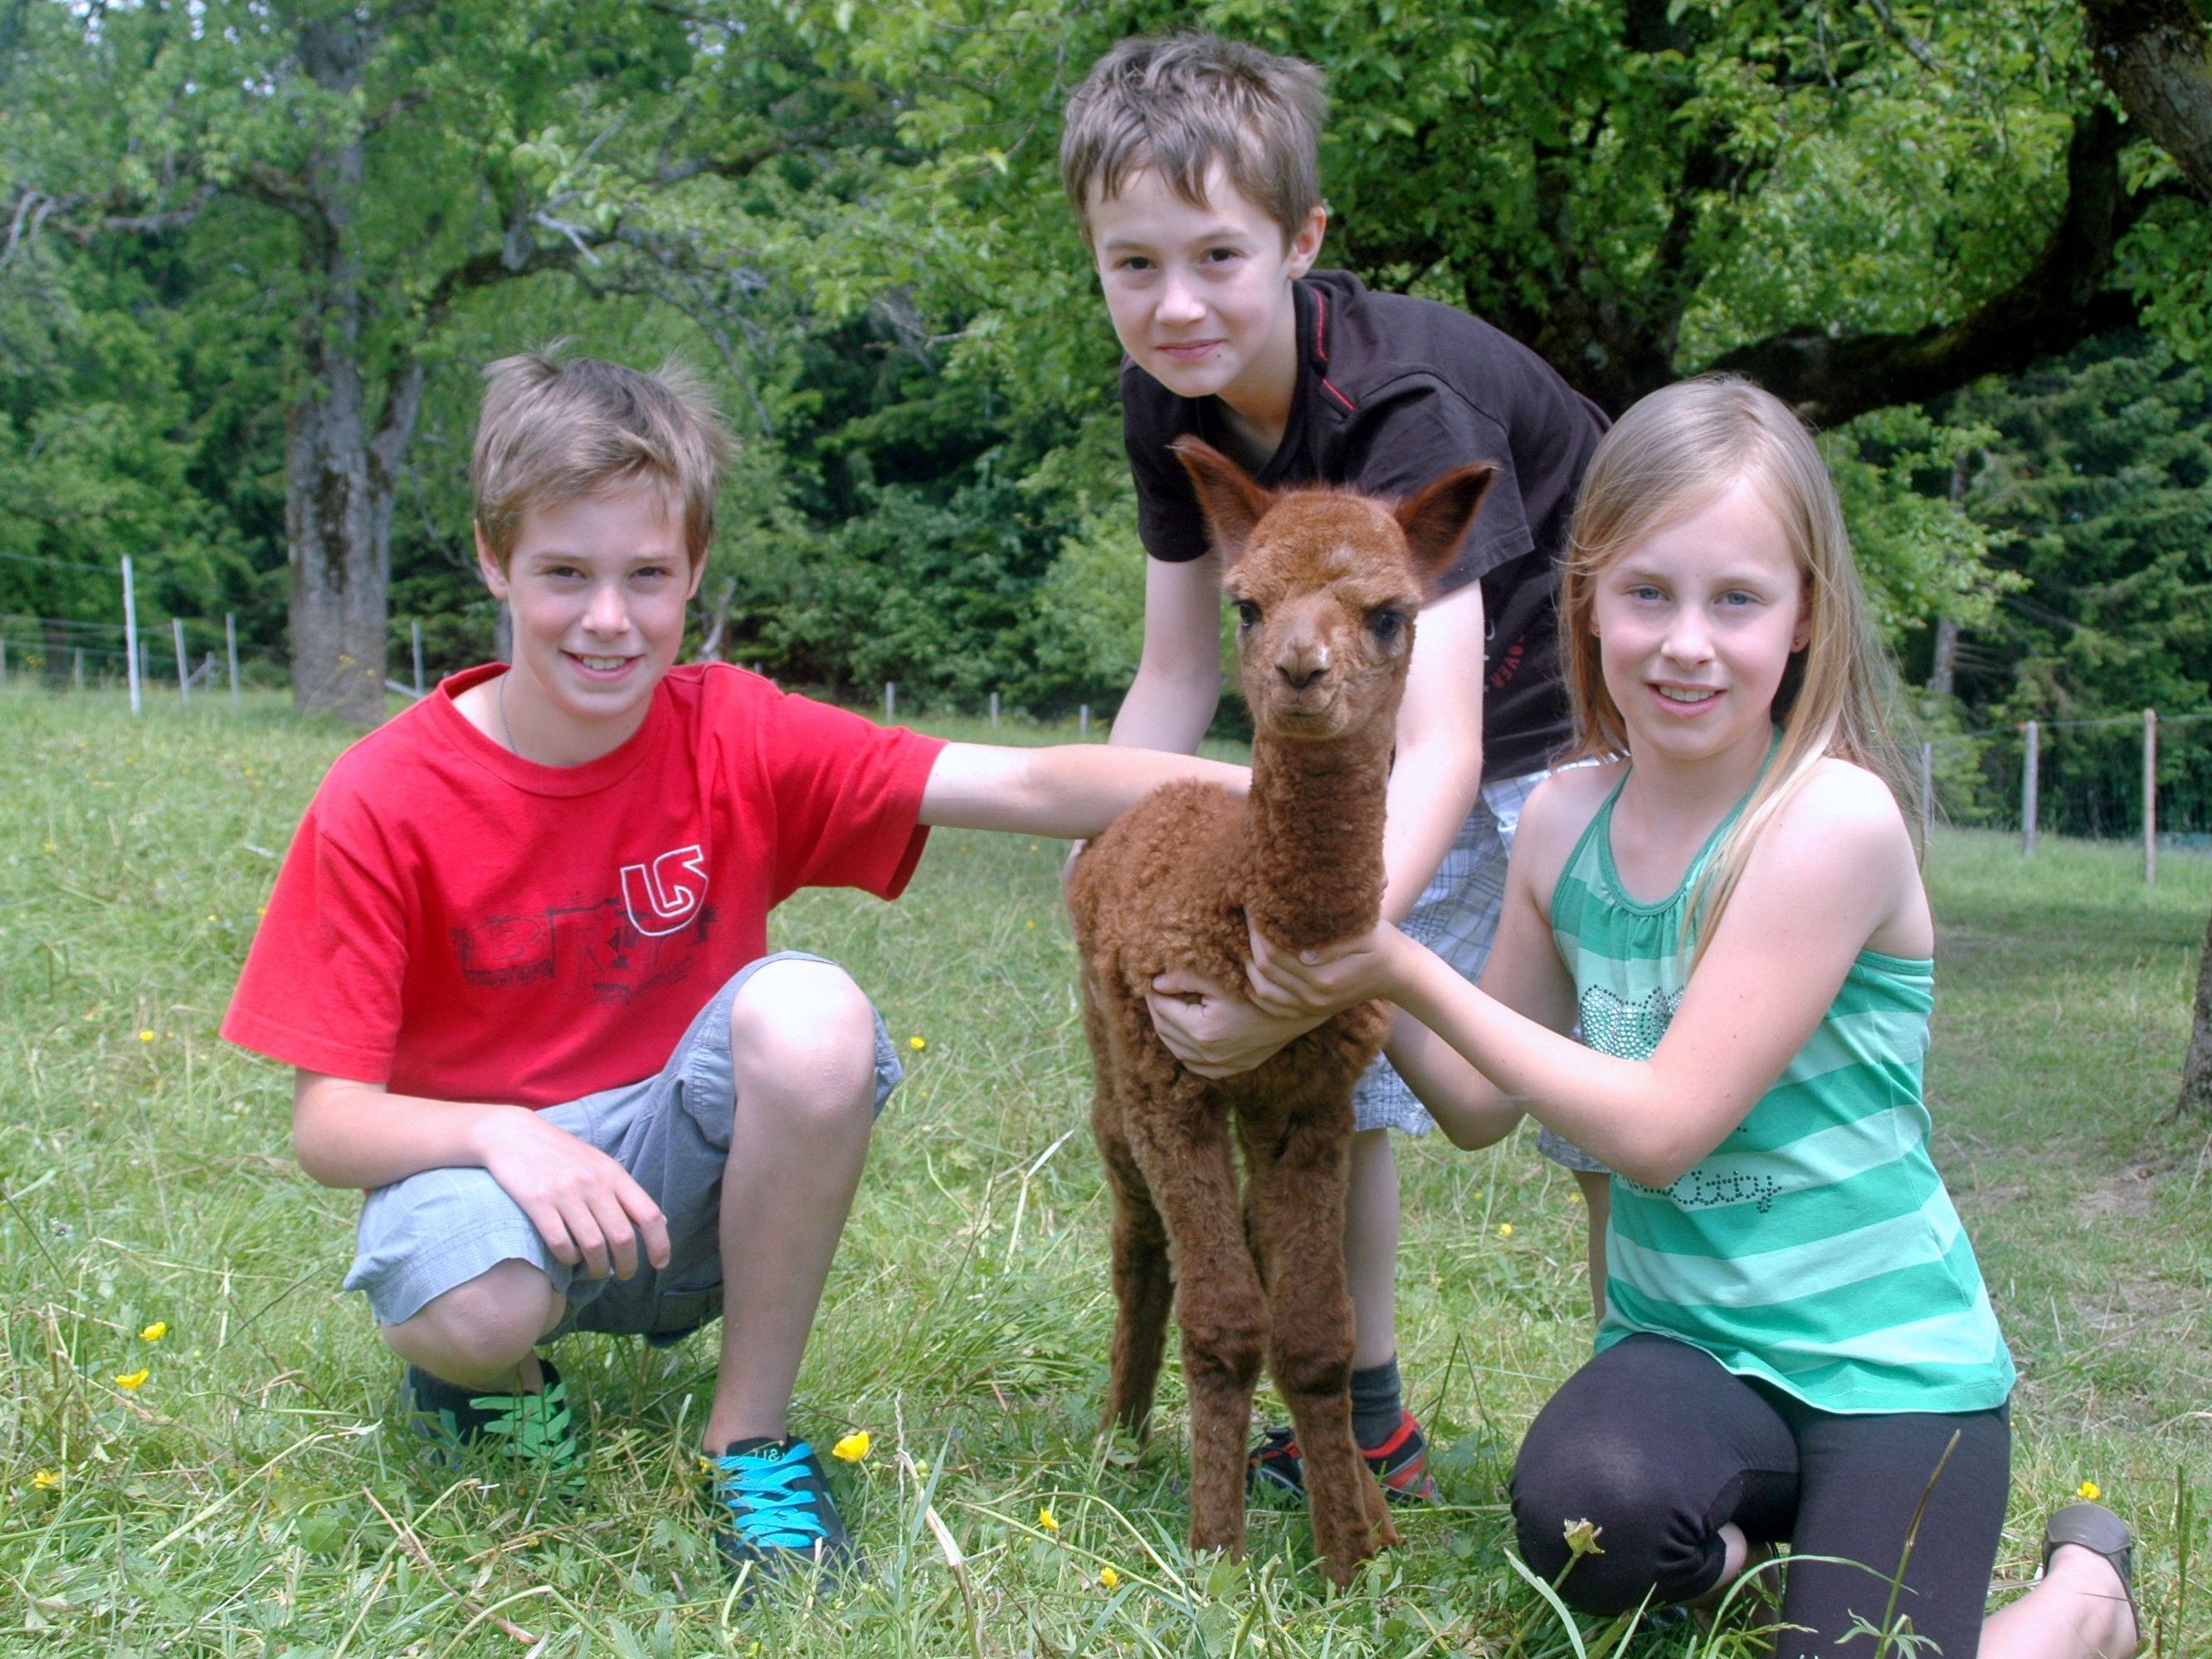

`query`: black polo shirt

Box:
[1123,269,1609,783]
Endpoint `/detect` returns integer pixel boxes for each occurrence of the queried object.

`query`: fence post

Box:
[0,638,7,679]
[1918,742,1934,844]
[1079,703,1090,737]
[122,555,142,716]
[411,618,425,698]
[226,614,240,708]
[884,681,896,721]
[989,690,999,729]
[2021,720,2039,856]
[2144,708,2157,887]
[73,649,84,690]
[173,618,190,702]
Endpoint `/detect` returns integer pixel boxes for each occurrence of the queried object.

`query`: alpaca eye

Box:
[1235,600,1261,629]
[1368,610,1404,644]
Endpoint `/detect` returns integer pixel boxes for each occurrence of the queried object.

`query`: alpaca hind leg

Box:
[1133,1102,1265,1562]
[1245,1107,1391,1584]
[1099,1131,1173,1439]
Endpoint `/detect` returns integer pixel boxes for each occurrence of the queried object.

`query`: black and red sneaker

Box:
[1246,1408,1440,1505]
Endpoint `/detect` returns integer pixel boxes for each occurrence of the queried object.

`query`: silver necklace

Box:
[498,671,522,759]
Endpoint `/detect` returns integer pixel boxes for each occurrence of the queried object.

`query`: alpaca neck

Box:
[1244,722,1395,951]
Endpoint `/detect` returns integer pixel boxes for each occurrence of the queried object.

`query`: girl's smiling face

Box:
[1591,475,1810,770]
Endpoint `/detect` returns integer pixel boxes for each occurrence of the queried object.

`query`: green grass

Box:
[2,684,2209,1656]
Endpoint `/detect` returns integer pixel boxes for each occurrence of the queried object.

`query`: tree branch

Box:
[1704,105,2151,425]
[2081,0,2212,197]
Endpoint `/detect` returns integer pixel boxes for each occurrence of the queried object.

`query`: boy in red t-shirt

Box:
[223,351,1241,1590]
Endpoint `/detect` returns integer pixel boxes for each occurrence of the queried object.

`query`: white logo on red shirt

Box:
[619,844,709,937]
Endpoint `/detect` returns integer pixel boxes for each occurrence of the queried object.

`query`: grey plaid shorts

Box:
[1353,769,1611,1175]
[343,951,901,1335]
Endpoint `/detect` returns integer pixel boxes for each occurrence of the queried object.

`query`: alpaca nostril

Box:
[1277,662,1325,691]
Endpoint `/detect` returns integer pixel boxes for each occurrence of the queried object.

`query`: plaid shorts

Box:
[1353,769,1610,1175]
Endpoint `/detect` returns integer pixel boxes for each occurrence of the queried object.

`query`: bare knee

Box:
[728,959,878,1129]
[384,1259,560,1384]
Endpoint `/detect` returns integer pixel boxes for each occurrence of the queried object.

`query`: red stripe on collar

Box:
[1313,287,1330,362]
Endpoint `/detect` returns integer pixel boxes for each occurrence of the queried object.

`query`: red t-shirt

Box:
[222,663,945,1108]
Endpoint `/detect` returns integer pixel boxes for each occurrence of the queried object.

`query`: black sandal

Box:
[2042,1501,2139,1642]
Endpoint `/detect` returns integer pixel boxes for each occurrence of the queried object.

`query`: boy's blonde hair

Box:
[1557,374,1912,966]
[1060,33,1327,246]
[470,348,734,572]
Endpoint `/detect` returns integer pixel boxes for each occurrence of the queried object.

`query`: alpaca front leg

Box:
[1245,1107,1393,1584]
[1132,1104,1265,1562]
[1098,1131,1173,1439]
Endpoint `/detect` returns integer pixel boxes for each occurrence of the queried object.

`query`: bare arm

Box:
[1254,769,1921,1186]
[1108,552,1227,754]
[1378,582,1487,923]
[919,741,1245,839]
[293,1071,671,1279]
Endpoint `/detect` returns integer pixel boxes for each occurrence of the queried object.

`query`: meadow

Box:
[2,685,2209,1657]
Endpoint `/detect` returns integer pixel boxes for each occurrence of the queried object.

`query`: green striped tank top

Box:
[1552,767,2014,1414]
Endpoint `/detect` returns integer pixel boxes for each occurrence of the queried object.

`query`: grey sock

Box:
[1349,1355,1404,1448]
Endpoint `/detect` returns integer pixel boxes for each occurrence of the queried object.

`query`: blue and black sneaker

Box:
[402,1360,583,1491]
[702,1438,858,1593]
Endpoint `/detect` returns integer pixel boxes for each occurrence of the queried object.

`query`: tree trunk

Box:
[285,14,402,727]
[2179,906,2212,1117]
[2083,0,2212,197]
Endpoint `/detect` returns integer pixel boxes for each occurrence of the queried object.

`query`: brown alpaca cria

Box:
[1067,440,1495,1585]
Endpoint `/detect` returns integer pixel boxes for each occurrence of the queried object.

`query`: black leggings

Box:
[1511,1335,2010,1659]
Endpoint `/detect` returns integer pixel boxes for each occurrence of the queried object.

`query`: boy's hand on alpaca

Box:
[474,1109,672,1282]
[1244,920,1402,1019]
[1145,971,1326,1078]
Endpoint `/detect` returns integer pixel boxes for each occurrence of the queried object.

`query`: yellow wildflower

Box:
[138,1030,155,1043]
[909,1035,927,1052]
[831,1430,871,1462]
[114,1368,150,1391]
[1099,1566,1120,1589]
[2077,1480,2102,1501]
[140,1321,168,1343]
[1497,1222,1514,1238]
[32,1470,60,1491]
[1026,919,1035,929]
[1038,1506,1059,1533]
[1567,1190,1583,1204]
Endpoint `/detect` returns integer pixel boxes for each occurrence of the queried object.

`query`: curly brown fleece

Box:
[1066,439,1495,1586]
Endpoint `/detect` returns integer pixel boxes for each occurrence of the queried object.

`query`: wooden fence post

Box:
[173,618,190,702]
[2144,708,2157,886]
[989,691,999,729]
[2021,720,2039,856]
[226,614,240,708]
[1079,703,1090,737]
[412,619,425,698]
[884,681,896,720]
[73,649,84,689]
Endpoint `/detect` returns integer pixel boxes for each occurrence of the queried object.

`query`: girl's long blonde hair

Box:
[1556,375,1912,966]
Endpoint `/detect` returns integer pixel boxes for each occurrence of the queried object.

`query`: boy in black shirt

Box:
[1060,32,1612,1501]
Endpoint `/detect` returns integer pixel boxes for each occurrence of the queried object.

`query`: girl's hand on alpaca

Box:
[1244,920,1404,1018]
[1146,971,1326,1078]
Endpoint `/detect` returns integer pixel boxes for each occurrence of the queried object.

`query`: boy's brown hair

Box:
[1060,33,1327,247]
[470,348,734,572]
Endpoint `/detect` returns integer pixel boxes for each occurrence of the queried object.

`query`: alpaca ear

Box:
[1171,437,1275,567]
[1394,463,1498,596]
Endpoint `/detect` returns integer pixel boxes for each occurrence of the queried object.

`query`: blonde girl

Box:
[1246,376,2139,1658]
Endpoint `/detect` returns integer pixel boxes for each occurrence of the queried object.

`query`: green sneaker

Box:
[402,1360,583,1487]
[702,1437,859,1593]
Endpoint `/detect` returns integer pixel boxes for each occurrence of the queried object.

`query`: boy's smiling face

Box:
[478,482,702,766]
[1089,162,1325,451]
